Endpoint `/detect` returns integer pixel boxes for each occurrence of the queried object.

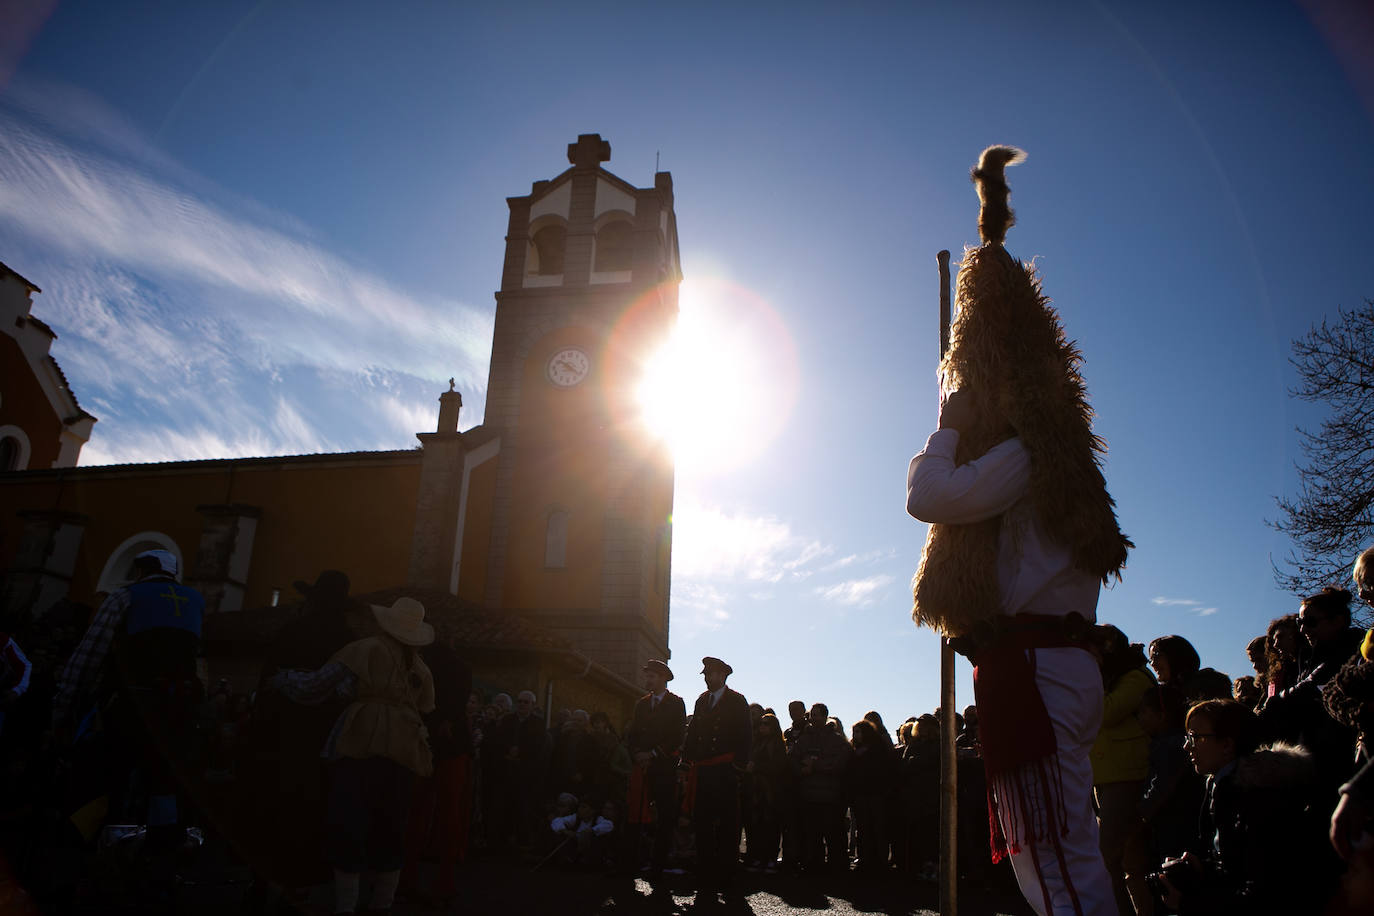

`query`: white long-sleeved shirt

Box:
[551,813,614,837]
[906,428,1100,619]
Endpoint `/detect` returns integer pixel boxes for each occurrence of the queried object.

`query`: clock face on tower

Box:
[546,347,591,388]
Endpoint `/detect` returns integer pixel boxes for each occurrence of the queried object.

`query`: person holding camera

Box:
[788,701,853,873]
[1153,699,1322,915]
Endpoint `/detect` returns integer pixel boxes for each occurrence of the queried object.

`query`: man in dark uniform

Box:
[623,659,686,876]
[682,656,751,894]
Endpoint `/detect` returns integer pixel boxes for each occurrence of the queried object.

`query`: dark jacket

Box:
[1140,728,1203,861]
[1181,743,1324,916]
[494,711,547,779]
[748,735,791,812]
[626,690,687,760]
[683,687,751,765]
[789,724,853,804]
[420,642,472,760]
[1261,627,1363,794]
[847,740,896,801]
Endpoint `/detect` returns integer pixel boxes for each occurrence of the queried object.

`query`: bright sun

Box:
[636,276,798,476]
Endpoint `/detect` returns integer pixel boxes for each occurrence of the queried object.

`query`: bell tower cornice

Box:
[477,135,679,684]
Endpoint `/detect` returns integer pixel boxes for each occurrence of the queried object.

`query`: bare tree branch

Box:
[1268,299,1374,608]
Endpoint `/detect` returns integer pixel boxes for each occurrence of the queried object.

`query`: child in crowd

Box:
[550,798,614,867]
[1156,699,1321,915]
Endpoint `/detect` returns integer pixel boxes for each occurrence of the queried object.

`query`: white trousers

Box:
[1002,647,1115,916]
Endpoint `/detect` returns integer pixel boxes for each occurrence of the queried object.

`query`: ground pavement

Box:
[285,857,1037,916]
[16,827,1036,914]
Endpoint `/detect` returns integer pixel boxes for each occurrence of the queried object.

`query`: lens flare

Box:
[635,276,799,476]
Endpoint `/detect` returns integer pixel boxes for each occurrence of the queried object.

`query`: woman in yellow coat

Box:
[1089,625,1156,916]
[272,596,436,916]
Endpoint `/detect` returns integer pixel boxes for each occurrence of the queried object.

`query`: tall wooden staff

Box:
[936,248,958,916]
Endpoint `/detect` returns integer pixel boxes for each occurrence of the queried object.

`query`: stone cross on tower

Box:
[567,133,612,169]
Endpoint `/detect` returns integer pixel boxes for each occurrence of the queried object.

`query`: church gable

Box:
[0,261,95,469]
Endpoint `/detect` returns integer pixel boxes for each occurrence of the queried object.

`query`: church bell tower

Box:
[480,134,680,681]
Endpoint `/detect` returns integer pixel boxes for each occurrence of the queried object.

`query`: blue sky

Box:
[2,0,1373,734]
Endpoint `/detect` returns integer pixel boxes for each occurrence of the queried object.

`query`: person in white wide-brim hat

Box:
[271,595,436,916]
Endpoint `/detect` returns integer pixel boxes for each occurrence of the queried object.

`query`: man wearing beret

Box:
[683,657,751,894]
[624,659,686,876]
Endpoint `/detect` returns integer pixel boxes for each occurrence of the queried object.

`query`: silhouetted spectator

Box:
[1326,584,1374,914]
[1089,625,1154,915]
[847,718,894,873]
[743,713,788,872]
[862,710,894,748]
[1156,699,1325,915]
[400,639,472,905]
[790,702,851,873]
[1137,685,1202,863]
[898,715,940,878]
[1148,634,1206,702]
[477,692,511,847]
[243,569,359,896]
[1245,635,1269,695]
[780,699,808,871]
[1264,588,1364,800]
[551,708,597,799]
[956,704,979,752]
[587,710,629,811]
[783,701,807,746]
[492,690,547,849]
[1188,667,1234,702]
[1233,676,1261,710]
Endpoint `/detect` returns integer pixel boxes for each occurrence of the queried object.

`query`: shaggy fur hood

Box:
[911,147,1131,637]
[1232,742,1315,792]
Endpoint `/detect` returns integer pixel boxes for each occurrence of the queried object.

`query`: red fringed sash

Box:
[626,764,654,824]
[972,621,1084,865]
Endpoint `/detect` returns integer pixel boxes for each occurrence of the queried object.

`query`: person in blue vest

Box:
[52,548,205,858]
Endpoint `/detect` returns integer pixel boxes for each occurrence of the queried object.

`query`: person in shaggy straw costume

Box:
[906,146,1131,916]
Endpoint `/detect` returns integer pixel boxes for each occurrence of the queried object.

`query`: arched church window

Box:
[0,426,31,471]
[531,224,566,276]
[593,221,633,272]
[97,531,183,593]
[545,509,570,568]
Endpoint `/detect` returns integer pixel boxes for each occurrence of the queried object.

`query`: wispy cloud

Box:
[670,582,733,636]
[813,574,895,607]
[0,83,493,465]
[1151,596,1219,617]
[821,548,897,573]
[671,494,829,585]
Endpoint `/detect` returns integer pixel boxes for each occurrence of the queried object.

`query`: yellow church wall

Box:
[0,453,421,613]
[225,458,421,607]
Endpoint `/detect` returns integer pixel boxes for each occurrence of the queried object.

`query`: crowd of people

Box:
[0,546,1371,915]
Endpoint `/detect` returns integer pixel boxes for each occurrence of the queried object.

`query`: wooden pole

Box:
[936,249,958,916]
